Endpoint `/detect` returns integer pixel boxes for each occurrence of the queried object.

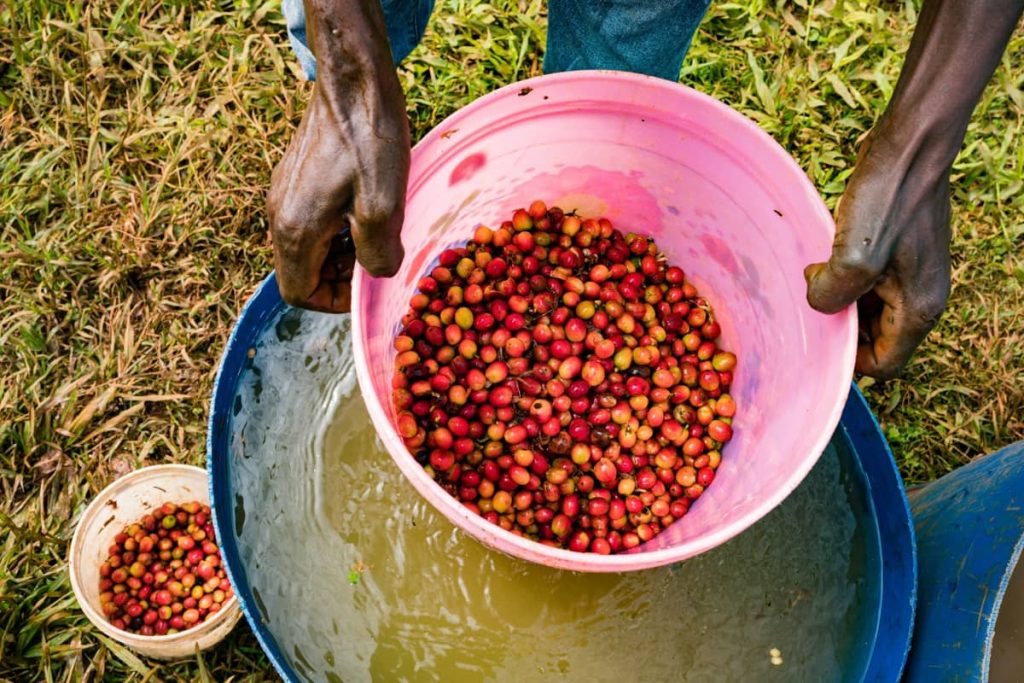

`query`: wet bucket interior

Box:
[208,287,914,682]
[991,557,1024,679]
[992,558,1024,682]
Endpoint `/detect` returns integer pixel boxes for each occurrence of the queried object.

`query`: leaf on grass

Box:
[885,384,902,414]
[94,634,152,676]
[81,402,145,443]
[923,385,980,403]
[64,385,117,434]
[746,51,776,116]
[87,28,106,74]
[780,9,806,36]
[825,73,858,109]
[830,29,863,69]
[123,393,189,402]
[196,645,216,683]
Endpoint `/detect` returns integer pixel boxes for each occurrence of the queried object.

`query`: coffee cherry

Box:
[391,203,739,553]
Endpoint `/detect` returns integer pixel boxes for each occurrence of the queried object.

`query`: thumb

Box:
[350,202,405,278]
[804,249,883,314]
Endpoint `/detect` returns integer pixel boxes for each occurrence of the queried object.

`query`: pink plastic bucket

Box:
[352,70,856,571]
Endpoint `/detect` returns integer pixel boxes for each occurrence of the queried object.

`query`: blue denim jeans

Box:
[282,0,710,81]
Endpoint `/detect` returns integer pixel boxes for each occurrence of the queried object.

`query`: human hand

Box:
[804,129,952,379]
[268,73,410,313]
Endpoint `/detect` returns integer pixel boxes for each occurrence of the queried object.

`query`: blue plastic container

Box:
[207,275,917,682]
[905,443,1024,682]
[841,387,918,681]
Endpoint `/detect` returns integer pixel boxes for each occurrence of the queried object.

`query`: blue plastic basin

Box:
[207,275,917,682]
[905,443,1024,681]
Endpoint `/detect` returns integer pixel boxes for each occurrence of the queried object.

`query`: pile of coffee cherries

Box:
[98,501,233,635]
[392,201,737,554]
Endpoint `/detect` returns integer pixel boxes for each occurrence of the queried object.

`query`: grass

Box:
[1,0,1021,679]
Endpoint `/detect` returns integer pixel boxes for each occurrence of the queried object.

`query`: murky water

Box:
[228,309,881,683]
[991,558,1024,683]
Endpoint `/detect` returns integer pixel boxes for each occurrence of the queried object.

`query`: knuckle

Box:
[358,199,400,228]
[908,291,948,328]
[276,281,307,308]
[270,205,314,257]
[269,198,304,234]
[907,269,951,329]
[871,361,904,381]
[833,247,884,283]
[359,243,402,277]
[282,294,308,308]
[356,184,404,225]
[367,252,402,277]
[272,232,304,265]
[862,347,910,380]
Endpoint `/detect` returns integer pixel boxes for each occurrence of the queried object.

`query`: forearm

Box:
[874,0,1023,171]
[804,1,1021,375]
[299,0,408,177]
[302,0,403,109]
